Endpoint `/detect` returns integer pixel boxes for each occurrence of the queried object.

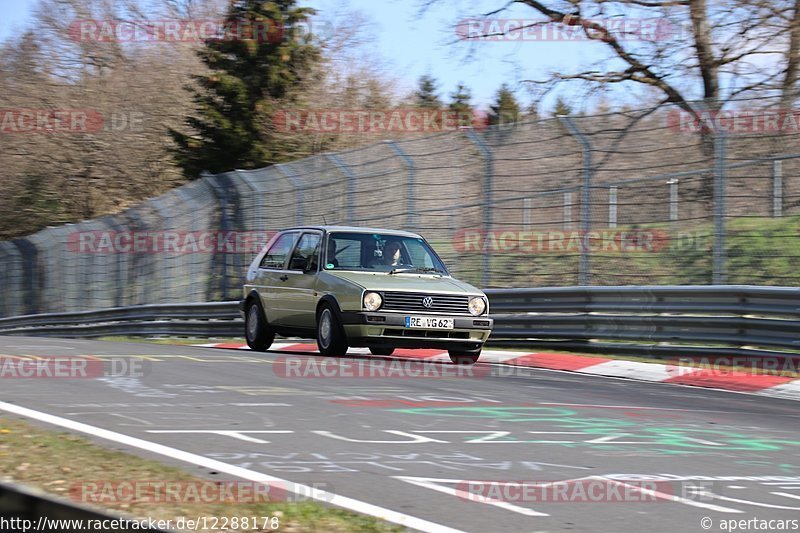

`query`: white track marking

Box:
[0,401,465,533]
[394,476,548,517]
[772,492,800,500]
[707,492,800,510]
[598,478,742,513]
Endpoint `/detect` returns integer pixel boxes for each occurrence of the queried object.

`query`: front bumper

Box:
[340,311,493,351]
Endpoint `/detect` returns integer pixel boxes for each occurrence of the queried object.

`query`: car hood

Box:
[327,271,483,295]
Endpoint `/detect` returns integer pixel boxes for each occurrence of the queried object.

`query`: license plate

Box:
[404,316,454,329]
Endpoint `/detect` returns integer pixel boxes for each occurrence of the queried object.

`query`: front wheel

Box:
[245,300,275,352]
[317,304,348,356]
[448,349,481,365]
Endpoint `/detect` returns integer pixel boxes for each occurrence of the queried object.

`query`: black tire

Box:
[316,303,348,356]
[448,349,481,365]
[369,347,395,356]
[245,299,275,352]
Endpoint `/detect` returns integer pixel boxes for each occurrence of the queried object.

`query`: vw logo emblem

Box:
[422,297,434,308]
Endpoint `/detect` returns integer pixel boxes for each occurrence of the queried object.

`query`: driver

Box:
[383,240,403,266]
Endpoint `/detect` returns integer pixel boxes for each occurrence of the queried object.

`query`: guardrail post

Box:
[559,116,593,286]
[385,141,417,229]
[668,179,679,221]
[713,132,727,284]
[465,128,494,288]
[275,164,305,226]
[773,160,783,217]
[326,154,356,225]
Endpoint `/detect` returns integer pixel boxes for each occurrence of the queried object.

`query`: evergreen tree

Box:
[414,74,442,109]
[488,83,521,126]
[171,0,320,179]
[448,82,474,127]
[553,96,573,117]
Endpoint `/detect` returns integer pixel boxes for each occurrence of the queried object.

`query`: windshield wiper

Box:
[388,267,442,275]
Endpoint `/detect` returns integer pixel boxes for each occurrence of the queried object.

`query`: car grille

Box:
[381,291,471,315]
[383,328,471,339]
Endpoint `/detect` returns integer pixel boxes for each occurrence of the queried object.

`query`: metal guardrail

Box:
[0,286,798,358]
[0,302,242,338]
[485,285,800,358]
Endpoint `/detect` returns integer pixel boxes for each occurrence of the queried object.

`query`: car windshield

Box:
[323,232,448,274]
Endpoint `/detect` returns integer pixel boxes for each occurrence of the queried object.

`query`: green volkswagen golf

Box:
[241,226,493,364]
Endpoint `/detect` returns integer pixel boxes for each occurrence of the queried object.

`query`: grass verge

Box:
[0,416,400,532]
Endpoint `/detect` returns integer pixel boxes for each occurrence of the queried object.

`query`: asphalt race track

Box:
[2,336,800,532]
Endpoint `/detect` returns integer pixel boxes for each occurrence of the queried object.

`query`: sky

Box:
[0,0,35,42]
[0,0,616,111]
[307,0,610,109]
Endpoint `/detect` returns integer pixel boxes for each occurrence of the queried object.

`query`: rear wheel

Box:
[245,300,274,352]
[317,304,348,356]
[448,349,481,365]
[369,347,395,356]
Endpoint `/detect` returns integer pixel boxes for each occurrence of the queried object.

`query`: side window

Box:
[333,238,362,268]
[406,239,434,268]
[259,232,298,269]
[288,233,322,271]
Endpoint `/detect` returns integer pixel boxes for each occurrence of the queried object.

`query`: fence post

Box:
[559,116,593,286]
[465,129,493,288]
[326,154,356,225]
[668,179,679,221]
[563,192,573,229]
[11,238,39,315]
[608,186,617,228]
[385,141,417,229]
[275,164,305,226]
[713,132,727,285]
[205,171,237,300]
[523,198,532,230]
[773,159,783,217]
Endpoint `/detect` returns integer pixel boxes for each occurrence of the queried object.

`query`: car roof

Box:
[280,226,423,238]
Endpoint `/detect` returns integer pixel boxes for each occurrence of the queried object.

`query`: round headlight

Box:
[363,291,383,312]
[468,296,487,316]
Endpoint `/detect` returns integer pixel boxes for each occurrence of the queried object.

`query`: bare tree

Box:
[444,0,800,117]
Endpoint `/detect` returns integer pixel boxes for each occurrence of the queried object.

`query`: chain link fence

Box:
[2,99,799,317]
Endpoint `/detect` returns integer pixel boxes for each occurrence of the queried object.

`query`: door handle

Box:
[279,274,289,281]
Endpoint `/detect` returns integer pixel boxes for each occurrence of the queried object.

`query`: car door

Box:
[281,231,323,329]
[253,231,299,326]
